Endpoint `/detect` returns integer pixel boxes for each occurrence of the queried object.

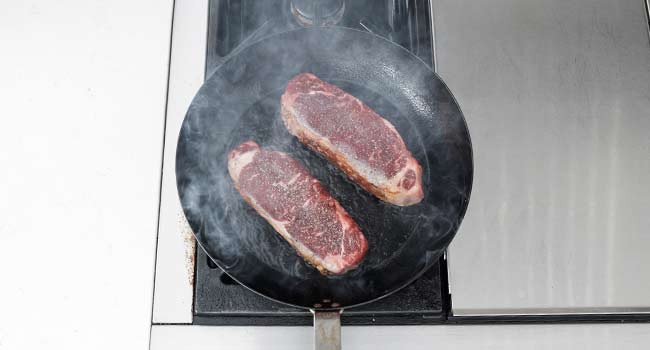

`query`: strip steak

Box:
[227,141,368,274]
[281,73,424,206]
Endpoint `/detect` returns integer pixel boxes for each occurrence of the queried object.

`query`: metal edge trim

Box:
[429,0,438,72]
[645,0,650,46]
[452,307,650,317]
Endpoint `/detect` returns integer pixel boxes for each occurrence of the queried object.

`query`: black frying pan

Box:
[176,26,472,339]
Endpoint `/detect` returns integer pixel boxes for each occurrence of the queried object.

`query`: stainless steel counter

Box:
[434,0,650,315]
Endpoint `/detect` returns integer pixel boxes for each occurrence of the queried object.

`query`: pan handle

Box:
[312,310,342,350]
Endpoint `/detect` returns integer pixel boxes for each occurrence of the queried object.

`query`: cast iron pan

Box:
[176,27,472,310]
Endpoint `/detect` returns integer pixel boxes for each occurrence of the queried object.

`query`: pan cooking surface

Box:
[176,27,472,309]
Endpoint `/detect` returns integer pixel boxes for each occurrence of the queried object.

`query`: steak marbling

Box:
[281,73,424,206]
[228,141,368,274]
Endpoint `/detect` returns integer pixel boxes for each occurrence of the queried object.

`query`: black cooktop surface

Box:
[194,0,443,325]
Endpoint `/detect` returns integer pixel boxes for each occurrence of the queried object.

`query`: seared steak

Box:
[228,141,368,274]
[281,73,424,206]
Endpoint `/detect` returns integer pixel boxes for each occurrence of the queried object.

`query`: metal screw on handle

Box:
[313,310,342,350]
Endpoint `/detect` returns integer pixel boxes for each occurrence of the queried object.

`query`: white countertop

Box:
[0,1,172,349]
[151,324,650,350]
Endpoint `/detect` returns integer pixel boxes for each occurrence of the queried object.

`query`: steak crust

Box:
[228,141,368,274]
[281,73,424,206]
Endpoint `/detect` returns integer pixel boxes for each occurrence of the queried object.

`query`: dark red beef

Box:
[228,141,367,274]
[281,73,424,206]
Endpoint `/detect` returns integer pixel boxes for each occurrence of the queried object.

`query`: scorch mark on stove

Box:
[179,212,196,286]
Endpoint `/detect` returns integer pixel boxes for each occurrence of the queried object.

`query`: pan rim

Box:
[177,25,474,311]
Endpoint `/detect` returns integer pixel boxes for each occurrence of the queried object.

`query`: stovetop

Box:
[206,0,433,75]
[193,0,444,325]
[194,249,444,325]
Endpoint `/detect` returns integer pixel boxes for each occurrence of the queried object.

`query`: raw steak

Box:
[281,73,424,206]
[227,141,368,274]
